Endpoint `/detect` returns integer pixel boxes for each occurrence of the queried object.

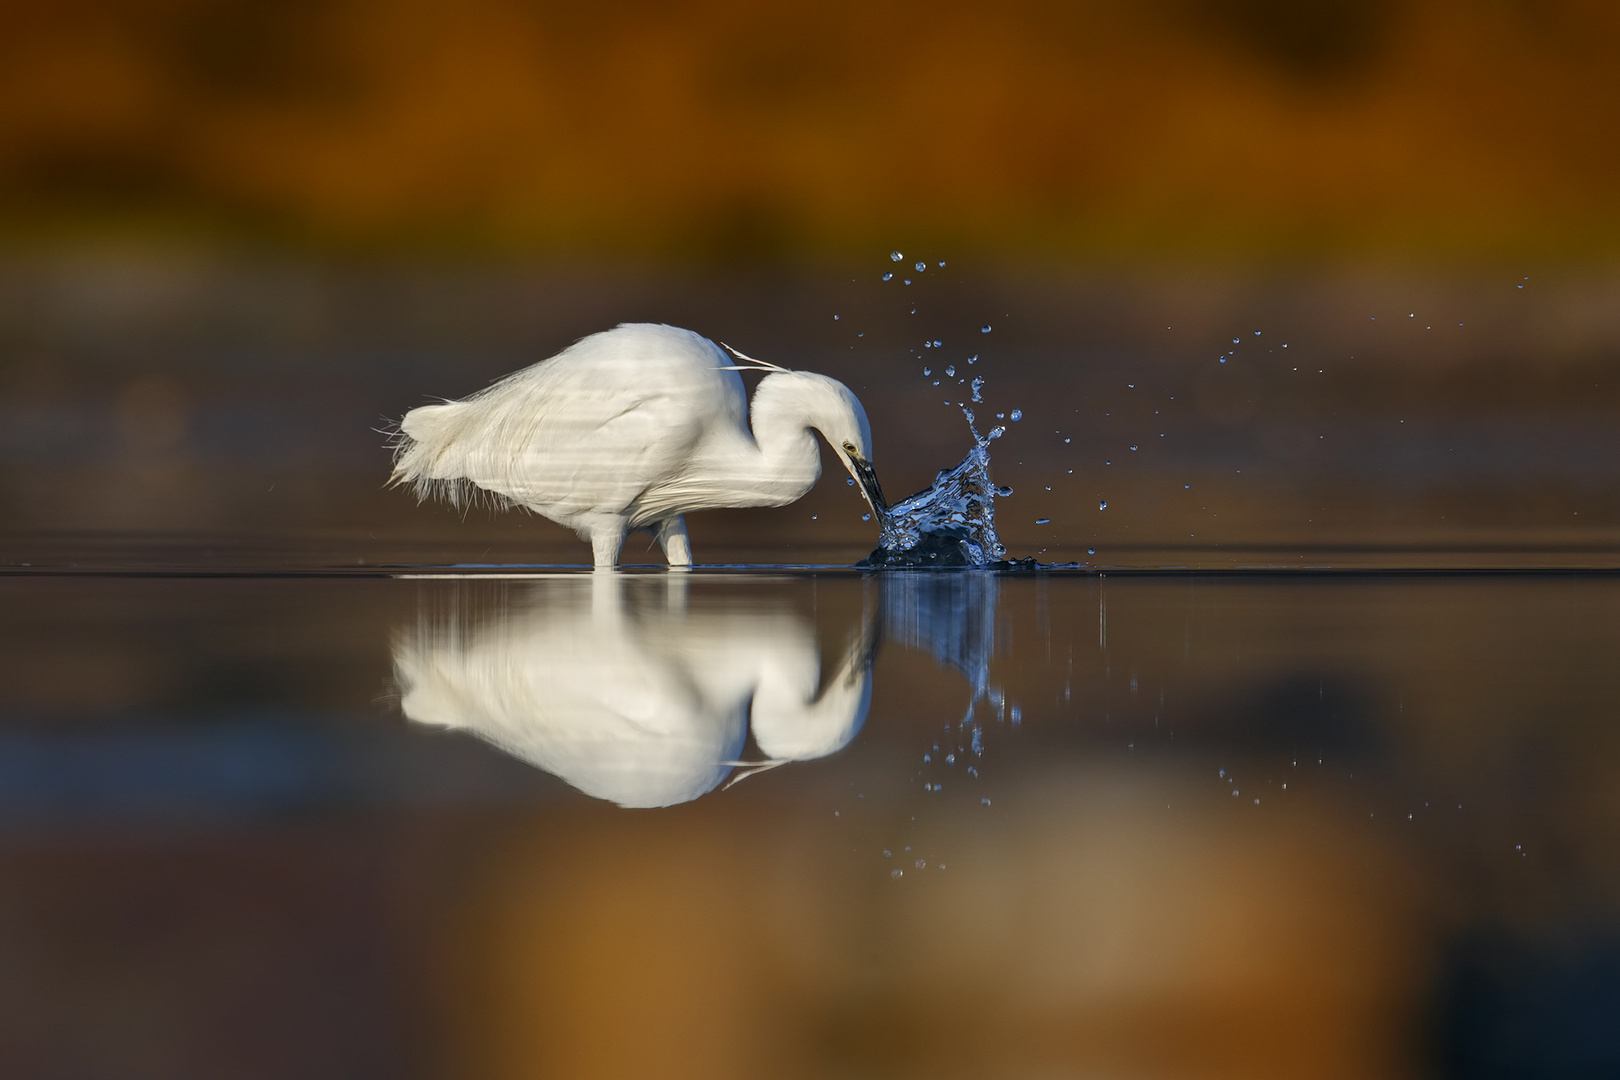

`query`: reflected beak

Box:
[850,454,886,514]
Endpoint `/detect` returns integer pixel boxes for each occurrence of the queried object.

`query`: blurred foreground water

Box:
[0,567,1616,1078]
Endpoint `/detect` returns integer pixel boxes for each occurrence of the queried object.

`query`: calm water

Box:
[5,254,1620,1077]
[0,566,1616,1079]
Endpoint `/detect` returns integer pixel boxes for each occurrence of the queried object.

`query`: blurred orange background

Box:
[3,1,1620,562]
[4,0,1619,260]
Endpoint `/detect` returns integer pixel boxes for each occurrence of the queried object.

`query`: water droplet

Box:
[946,753,955,765]
[882,849,892,857]
[915,261,926,272]
[890,251,903,261]
[1254,330,1261,335]
[891,868,904,879]
[923,367,931,376]
[1099,500,1108,509]
[1087,547,1095,555]
[967,355,977,364]
[970,376,984,402]
[1130,445,1138,451]
[933,339,942,348]
[810,514,817,520]
[1063,437,1070,443]
[1232,338,1240,344]
[945,364,955,376]
[1036,517,1050,524]
[846,477,855,486]
[1010,409,1022,421]
[1219,357,1227,364]
[862,513,870,521]
[882,272,893,281]
[904,279,912,285]
[981,325,992,333]
[923,754,931,763]
[995,485,1013,497]
[915,859,926,869]
[938,261,945,267]
[981,797,992,806]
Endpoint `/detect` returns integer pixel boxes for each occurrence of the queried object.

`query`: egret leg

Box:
[655,516,693,568]
[589,519,626,569]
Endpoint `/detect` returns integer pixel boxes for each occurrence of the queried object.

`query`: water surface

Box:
[0,565,1615,1078]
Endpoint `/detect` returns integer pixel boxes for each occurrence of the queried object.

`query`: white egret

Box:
[390,323,884,567]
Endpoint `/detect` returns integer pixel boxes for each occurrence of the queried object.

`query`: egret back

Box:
[391,323,748,523]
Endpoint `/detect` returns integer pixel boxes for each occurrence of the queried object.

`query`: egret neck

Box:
[738,370,877,509]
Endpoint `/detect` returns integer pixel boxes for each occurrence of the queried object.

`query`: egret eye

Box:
[842,441,856,454]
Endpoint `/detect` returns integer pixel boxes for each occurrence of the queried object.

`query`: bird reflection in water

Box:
[393,574,878,807]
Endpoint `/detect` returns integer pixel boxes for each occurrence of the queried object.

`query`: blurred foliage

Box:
[1,0,1618,258]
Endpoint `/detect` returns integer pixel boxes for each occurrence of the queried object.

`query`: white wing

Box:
[394,324,747,523]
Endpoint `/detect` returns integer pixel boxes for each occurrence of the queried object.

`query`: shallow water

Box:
[0,564,1616,1078]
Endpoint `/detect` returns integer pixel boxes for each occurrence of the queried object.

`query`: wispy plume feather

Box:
[719,343,790,373]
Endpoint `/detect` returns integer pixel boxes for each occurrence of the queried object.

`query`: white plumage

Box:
[391,323,883,567]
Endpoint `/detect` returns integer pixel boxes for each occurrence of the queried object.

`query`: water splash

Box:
[860,408,1007,567]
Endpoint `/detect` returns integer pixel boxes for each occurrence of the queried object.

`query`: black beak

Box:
[851,454,886,514]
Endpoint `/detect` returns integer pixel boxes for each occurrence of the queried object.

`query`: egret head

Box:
[756,371,885,512]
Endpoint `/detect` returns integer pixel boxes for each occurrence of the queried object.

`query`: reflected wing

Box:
[394,598,749,808]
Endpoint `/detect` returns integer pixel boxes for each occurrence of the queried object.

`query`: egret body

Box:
[391,323,883,567]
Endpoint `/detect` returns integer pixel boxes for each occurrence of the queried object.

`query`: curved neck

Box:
[740,384,821,506]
